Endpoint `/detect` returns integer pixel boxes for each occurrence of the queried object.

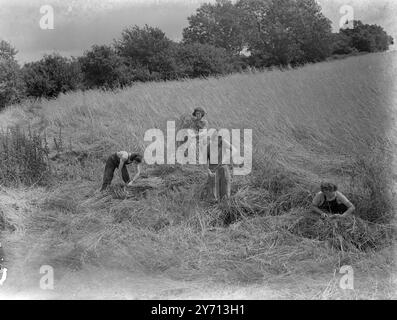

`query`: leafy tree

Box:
[0,58,25,109]
[80,45,130,89]
[340,20,394,53]
[182,0,245,55]
[237,0,302,66]
[0,40,18,60]
[330,33,356,55]
[22,54,83,98]
[0,40,25,109]
[236,0,333,67]
[293,0,333,63]
[114,25,178,80]
[176,42,236,78]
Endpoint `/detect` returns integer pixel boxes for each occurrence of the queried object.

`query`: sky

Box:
[0,0,396,63]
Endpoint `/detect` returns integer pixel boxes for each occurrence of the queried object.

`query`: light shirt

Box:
[116,151,131,164]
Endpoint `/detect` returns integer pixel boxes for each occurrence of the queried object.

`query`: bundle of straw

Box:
[277,212,395,252]
[126,177,164,190]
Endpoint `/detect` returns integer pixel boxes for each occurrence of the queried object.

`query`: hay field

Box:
[0,51,396,299]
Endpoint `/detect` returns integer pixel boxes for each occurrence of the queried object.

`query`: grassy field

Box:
[0,51,396,299]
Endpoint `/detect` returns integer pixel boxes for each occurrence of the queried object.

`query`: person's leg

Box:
[214,169,220,200]
[101,158,116,191]
[121,165,130,184]
[225,166,231,198]
[183,135,189,158]
[206,171,217,200]
[198,137,208,166]
[218,165,231,200]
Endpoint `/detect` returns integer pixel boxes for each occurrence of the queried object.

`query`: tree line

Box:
[0,0,394,109]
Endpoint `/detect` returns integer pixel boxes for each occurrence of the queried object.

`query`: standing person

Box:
[183,107,209,160]
[100,151,143,191]
[191,107,208,133]
[311,182,355,218]
[206,133,238,201]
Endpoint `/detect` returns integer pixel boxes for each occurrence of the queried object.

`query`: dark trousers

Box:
[100,155,130,191]
[207,165,231,201]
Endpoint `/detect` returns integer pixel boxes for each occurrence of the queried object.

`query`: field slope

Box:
[0,52,396,299]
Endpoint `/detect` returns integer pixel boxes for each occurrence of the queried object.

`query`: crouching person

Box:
[311,182,355,219]
[101,151,143,191]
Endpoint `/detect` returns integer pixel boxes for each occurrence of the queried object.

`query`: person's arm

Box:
[196,120,209,138]
[207,158,215,177]
[118,160,126,182]
[128,163,141,185]
[117,152,129,183]
[337,192,355,217]
[222,138,239,159]
[221,138,240,172]
[311,193,329,218]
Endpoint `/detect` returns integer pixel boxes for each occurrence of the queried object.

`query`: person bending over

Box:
[101,151,143,191]
[311,182,355,219]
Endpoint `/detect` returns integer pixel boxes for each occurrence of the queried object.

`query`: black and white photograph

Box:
[0,0,396,303]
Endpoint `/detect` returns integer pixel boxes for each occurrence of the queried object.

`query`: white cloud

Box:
[1,0,395,63]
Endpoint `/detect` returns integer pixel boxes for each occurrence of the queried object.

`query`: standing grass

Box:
[0,52,396,298]
[0,126,51,187]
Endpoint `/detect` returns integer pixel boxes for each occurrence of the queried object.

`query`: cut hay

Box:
[127,177,164,190]
[259,211,395,253]
[1,53,396,298]
[104,177,165,199]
